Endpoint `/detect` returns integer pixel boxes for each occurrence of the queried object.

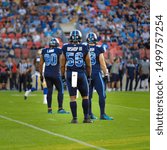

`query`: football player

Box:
[24,49,48,104]
[86,32,113,120]
[39,38,69,114]
[61,30,92,123]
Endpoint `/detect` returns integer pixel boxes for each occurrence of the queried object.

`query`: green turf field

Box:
[0,91,149,150]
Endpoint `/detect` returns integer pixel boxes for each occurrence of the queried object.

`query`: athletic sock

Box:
[58,94,63,109]
[82,99,89,119]
[89,98,92,116]
[43,88,48,104]
[99,98,105,115]
[70,101,77,119]
[25,89,31,97]
[43,94,47,104]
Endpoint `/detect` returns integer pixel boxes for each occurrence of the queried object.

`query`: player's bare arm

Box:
[60,53,66,77]
[85,52,92,77]
[39,55,44,76]
[99,53,108,75]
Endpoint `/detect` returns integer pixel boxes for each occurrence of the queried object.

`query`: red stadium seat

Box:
[146,49,150,59]
[1,33,7,38]
[139,49,146,59]
[22,48,30,58]
[34,42,41,49]
[16,33,22,39]
[8,33,15,39]
[27,41,34,49]
[110,0,118,6]
[111,42,118,48]
[14,48,21,58]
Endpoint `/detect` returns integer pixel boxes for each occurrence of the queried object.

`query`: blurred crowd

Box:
[0,0,150,91]
[0,56,149,91]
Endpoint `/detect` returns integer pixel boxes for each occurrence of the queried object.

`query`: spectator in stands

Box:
[6,57,13,90]
[17,59,28,92]
[0,60,9,90]
[125,59,135,91]
[119,57,125,91]
[110,57,120,91]
[11,59,18,90]
[134,58,140,91]
[26,58,32,90]
[140,58,150,90]
[0,0,150,92]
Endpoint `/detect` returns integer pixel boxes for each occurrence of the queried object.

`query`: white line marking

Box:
[128,118,141,121]
[0,115,106,150]
[112,104,149,112]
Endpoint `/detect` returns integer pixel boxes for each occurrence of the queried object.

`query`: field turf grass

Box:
[0,91,149,150]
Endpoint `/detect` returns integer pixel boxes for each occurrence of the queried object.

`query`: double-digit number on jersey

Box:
[90,52,96,65]
[44,53,57,66]
[66,52,83,67]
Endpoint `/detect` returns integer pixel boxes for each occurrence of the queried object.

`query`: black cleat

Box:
[24,96,27,100]
[71,119,78,124]
[48,109,52,114]
[83,118,93,123]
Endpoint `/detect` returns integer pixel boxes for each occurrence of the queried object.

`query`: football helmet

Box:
[86,32,97,44]
[69,30,82,43]
[49,38,60,47]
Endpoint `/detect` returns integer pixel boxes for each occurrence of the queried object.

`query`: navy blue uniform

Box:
[62,43,89,97]
[89,45,106,116]
[125,63,135,91]
[41,47,64,109]
[134,63,140,90]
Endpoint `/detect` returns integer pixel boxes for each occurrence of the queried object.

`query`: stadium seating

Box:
[22,48,30,58]
[14,48,21,58]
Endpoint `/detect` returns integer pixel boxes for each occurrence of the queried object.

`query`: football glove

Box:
[104,74,110,83]
[87,76,92,86]
[40,75,43,83]
[61,76,66,84]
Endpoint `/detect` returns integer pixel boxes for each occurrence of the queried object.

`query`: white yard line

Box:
[112,104,149,112]
[0,115,106,150]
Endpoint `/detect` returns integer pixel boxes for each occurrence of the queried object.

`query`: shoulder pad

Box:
[63,43,68,46]
[82,42,88,46]
[96,45,101,48]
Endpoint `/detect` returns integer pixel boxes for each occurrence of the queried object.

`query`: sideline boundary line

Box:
[0,115,106,150]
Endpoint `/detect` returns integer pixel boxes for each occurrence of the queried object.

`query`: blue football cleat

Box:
[90,114,98,120]
[57,109,70,114]
[100,114,113,120]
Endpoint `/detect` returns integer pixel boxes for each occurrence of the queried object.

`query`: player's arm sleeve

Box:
[60,53,66,77]
[99,53,108,75]
[39,54,44,76]
[85,52,92,77]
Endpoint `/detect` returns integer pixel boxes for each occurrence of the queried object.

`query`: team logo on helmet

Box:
[69,30,82,43]
[86,32,97,44]
[49,38,60,47]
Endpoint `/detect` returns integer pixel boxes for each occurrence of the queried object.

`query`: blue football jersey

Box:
[62,43,89,72]
[89,45,104,73]
[41,47,62,78]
